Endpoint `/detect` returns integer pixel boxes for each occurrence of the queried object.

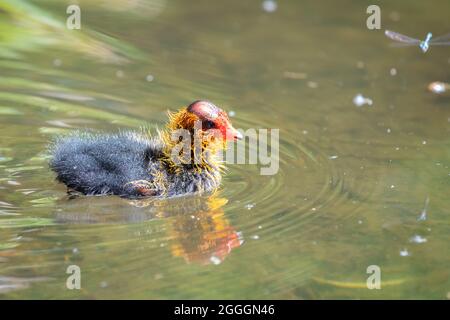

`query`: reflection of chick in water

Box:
[54,193,243,265]
[167,196,243,265]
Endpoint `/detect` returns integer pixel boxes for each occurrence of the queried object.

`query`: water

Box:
[0,0,449,299]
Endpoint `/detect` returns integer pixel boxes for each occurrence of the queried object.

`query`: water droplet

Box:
[210,256,222,265]
[400,249,410,256]
[262,0,277,13]
[353,94,373,107]
[245,203,255,210]
[410,235,427,244]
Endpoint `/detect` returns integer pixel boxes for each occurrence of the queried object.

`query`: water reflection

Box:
[167,196,243,265]
[54,194,243,265]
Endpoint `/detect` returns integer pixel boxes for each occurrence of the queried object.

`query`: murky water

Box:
[0,0,449,299]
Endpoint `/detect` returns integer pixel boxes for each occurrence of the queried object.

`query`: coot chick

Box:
[49,100,242,198]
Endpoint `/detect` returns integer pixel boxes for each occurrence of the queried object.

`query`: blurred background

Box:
[0,0,449,299]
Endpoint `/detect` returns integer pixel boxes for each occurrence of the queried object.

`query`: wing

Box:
[430,33,450,42]
[389,42,416,47]
[429,42,450,46]
[385,30,420,44]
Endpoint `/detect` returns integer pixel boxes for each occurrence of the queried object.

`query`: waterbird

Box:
[385,30,450,53]
[49,100,242,198]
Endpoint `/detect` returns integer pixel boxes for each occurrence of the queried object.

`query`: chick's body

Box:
[50,131,222,197]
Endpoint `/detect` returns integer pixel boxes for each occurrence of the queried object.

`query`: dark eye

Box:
[204,120,216,129]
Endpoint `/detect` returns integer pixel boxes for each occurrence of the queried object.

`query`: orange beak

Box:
[224,123,243,141]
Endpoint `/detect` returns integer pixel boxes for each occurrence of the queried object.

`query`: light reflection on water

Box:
[0,0,449,299]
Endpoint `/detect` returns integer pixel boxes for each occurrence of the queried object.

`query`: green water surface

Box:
[0,0,449,299]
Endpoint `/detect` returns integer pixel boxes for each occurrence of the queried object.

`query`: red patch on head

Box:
[187,100,242,141]
[187,100,220,121]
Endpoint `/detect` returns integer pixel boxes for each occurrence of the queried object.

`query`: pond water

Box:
[0,0,449,299]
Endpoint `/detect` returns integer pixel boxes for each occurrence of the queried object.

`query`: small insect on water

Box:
[385,30,450,53]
